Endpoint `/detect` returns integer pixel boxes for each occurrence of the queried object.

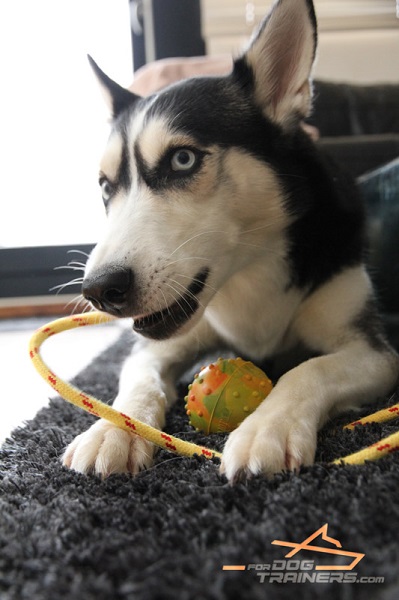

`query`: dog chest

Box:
[204,263,304,359]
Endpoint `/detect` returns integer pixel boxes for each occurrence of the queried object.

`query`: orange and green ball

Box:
[185,357,273,434]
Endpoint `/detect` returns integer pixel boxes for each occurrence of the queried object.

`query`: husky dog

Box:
[63,0,398,482]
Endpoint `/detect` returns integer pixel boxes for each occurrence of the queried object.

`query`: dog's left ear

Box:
[88,55,140,119]
[235,0,317,128]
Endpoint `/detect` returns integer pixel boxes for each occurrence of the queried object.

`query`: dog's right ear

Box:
[88,55,140,119]
[234,0,317,129]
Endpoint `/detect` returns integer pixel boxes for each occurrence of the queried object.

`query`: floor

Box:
[0,317,125,444]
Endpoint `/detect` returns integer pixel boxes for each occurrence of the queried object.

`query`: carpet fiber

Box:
[1,330,399,600]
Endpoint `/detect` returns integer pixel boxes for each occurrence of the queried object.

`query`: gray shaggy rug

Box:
[1,330,399,600]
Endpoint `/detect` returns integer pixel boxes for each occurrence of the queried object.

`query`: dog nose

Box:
[82,267,133,315]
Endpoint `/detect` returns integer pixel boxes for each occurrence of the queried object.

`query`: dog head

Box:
[83,0,317,340]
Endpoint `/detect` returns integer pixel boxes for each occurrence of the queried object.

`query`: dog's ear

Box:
[88,55,140,119]
[235,0,317,128]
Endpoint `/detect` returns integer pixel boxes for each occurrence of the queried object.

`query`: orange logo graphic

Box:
[271,523,364,571]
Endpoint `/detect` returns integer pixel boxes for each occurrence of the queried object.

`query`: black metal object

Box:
[130,0,205,72]
[0,245,94,298]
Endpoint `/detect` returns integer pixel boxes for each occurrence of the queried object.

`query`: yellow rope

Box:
[28,312,399,468]
[28,312,221,461]
[331,405,399,465]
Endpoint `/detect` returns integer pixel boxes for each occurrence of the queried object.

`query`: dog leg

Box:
[221,268,399,482]
[62,318,219,476]
[221,339,398,482]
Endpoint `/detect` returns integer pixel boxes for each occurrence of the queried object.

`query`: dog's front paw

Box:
[220,410,316,483]
[62,419,154,477]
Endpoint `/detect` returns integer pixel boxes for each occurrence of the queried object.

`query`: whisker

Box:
[167,279,198,303]
[168,230,227,258]
[164,286,192,326]
[157,287,173,330]
[168,106,191,129]
[240,214,286,235]
[64,294,86,314]
[54,264,85,273]
[158,287,171,316]
[68,260,87,269]
[50,277,84,295]
[67,249,91,259]
[82,300,95,314]
[165,281,206,314]
[72,299,88,315]
[164,281,192,307]
[172,273,220,297]
[163,256,208,269]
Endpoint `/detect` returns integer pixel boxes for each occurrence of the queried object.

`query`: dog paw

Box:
[220,410,316,483]
[62,419,154,477]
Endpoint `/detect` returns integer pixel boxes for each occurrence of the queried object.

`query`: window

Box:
[0,0,133,311]
[0,0,132,249]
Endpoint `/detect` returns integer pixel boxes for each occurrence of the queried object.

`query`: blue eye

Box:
[100,178,114,203]
[171,149,197,172]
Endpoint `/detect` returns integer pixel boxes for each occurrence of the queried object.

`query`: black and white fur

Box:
[63,0,399,482]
